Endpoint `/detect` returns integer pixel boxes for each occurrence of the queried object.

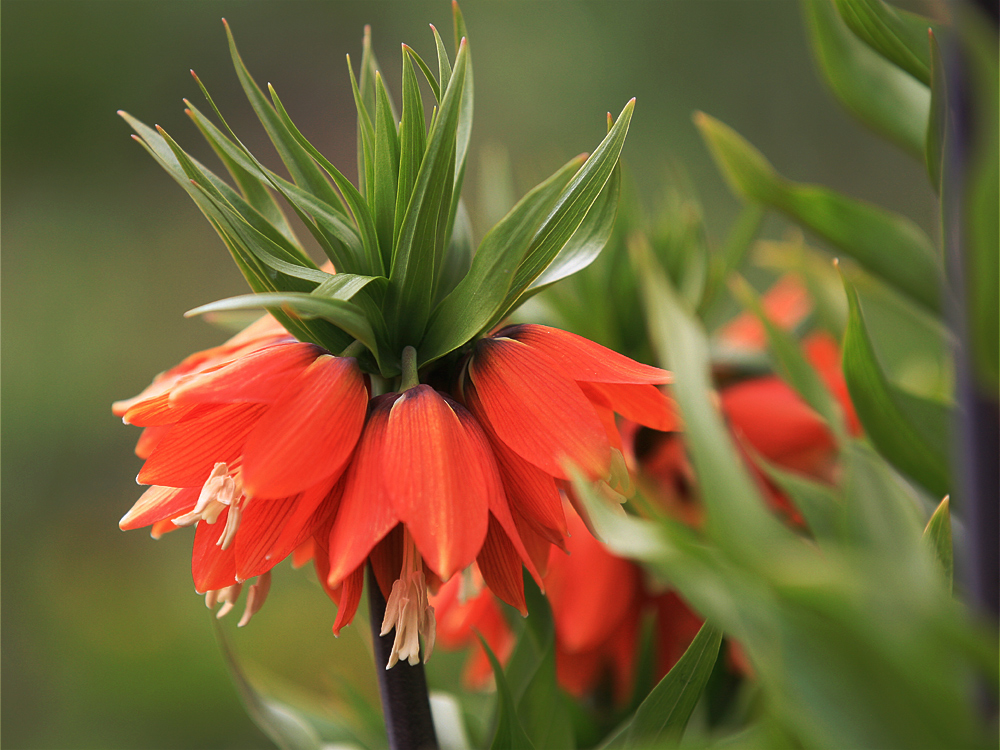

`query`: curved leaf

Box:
[802,0,929,159]
[696,113,941,313]
[841,277,951,496]
[832,0,934,85]
[922,495,953,592]
[476,634,534,750]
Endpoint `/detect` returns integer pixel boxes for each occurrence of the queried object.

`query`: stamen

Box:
[204,582,242,619]
[380,531,436,669]
[173,463,243,528]
[216,498,243,550]
[238,571,272,628]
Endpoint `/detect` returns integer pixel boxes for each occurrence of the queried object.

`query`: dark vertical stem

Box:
[367,565,438,750]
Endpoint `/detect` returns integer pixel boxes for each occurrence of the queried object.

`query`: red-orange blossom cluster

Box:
[115,316,674,664]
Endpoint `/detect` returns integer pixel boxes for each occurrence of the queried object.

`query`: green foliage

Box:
[922,495,954,593]
[831,0,935,85]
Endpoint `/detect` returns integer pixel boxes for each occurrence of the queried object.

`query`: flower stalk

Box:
[368,564,438,750]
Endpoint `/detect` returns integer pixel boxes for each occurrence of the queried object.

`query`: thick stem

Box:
[400,346,420,391]
[367,564,438,750]
[339,339,368,359]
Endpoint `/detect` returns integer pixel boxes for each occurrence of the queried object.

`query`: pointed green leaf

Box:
[499,99,634,318]
[184,101,364,272]
[311,273,384,302]
[516,643,573,750]
[388,39,469,347]
[347,54,378,213]
[436,200,474,299]
[925,29,946,191]
[832,0,934,85]
[802,0,929,159]
[699,203,765,316]
[922,495,953,592]
[476,635,534,750]
[404,44,442,102]
[841,277,951,496]
[373,72,400,269]
[696,112,941,313]
[222,22,346,213]
[432,24,453,92]
[623,623,722,748]
[396,48,428,249]
[730,274,846,440]
[187,293,379,361]
[268,86,384,276]
[419,154,584,364]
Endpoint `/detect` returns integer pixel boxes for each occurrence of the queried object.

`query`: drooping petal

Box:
[503,324,671,384]
[192,507,238,593]
[332,564,365,636]
[383,386,489,580]
[170,342,322,406]
[138,403,269,487]
[545,507,643,653]
[469,338,611,479]
[326,396,400,587]
[235,478,340,581]
[477,515,528,615]
[135,425,171,459]
[241,355,367,499]
[123,393,209,427]
[466,384,568,543]
[581,381,679,433]
[120,485,199,531]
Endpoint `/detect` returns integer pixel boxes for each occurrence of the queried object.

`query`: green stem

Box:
[339,340,367,359]
[400,346,420,391]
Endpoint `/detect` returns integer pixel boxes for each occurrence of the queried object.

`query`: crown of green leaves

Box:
[120,5,633,378]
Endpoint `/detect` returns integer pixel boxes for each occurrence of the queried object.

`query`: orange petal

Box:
[139,403,268,487]
[803,331,861,436]
[477,515,527,615]
[469,339,611,480]
[653,592,704,680]
[235,478,339,580]
[581,382,679,432]
[120,485,199,530]
[124,393,209,427]
[326,396,400,587]
[504,324,671,384]
[466,385,568,544]
[170,342,322,406]
[135,425,171,459]
[332,564,365,635]
[241,355,367,499]
[370,525,405,599]
[291,537,315,568]
[717,273,811,351]
[383,386,489,580]
[192,507,238,593]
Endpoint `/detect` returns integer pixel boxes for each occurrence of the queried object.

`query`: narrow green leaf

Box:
[222,22,346,213]
[187,292,379,361]
[268,86,384,276]
[635,239,797,564]
[184,101,364,272]
[922,495,953,592]
[373,72,400,269]
[801,0,929,159]
[436,200,474,299]
[431,24,453,92]
[699,203,765,316]
[730,274,846,440]
[311,273,384,302]
[623,623,723,748]
[516,644,573,750]
[476,635,535,750]
[388,39,469,347]
[832,0,934,85]
[523,163,621,295]
[396,48,428,248]
[347,53,378,212]
[500,100,635,316]
[925,29,946,191]
[696,112,941,313]
[404,44,442,102]
[419,154,584,364]
[755,455,842,542]
[215,625,322,750]
[841,277,951,496]
[453,1,469,53]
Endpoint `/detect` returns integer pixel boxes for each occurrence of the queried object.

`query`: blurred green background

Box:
[2,1,937,747]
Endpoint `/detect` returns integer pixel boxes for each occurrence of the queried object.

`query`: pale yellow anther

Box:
[172,463,244,532]
[238,571,272,628]
[381,532,436,669]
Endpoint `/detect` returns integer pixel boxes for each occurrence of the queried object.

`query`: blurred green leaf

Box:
[620,623,722,748]
[695,113,941,313]
[216,625,322,750]
[729,274,846,439]
[388,39,469,348]
[802,0,929,159]
[922,495,953,592]
[756,455,842,542]
[419,154,584,363]
[925,29,946,191]
[477,635,534,750]
[516,643,574,750]
[832,0,934,85]
[841,277,951,496]
[699,203,765,316]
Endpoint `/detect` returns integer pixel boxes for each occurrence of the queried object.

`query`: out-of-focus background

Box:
[2,1,937,747]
